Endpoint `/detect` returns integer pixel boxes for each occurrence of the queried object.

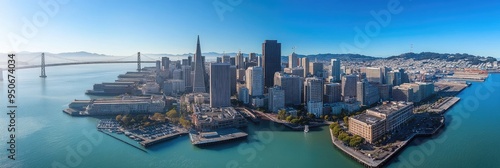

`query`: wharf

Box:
[190,128,248,146]
[428,97,461,113]
[139,131,188,147]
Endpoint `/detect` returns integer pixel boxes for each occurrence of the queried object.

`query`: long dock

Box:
[99,130,148,153]
[429,97,461,113]
[139,131,188,147]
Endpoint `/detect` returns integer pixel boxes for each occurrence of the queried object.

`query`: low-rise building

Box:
[66,95,165,116]
[191,105,247,131]
[349,101,414,143]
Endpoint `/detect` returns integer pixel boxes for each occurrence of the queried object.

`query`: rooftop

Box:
[368,101,413,116]
[351,113,384,125]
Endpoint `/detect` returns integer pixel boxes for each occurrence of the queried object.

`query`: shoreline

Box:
[330,116,445,168]
[329,80,467,167]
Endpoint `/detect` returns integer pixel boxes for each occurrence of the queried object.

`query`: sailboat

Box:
[304,125,309,133]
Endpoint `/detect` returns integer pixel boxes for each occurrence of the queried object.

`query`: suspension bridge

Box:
[1,52,161,79]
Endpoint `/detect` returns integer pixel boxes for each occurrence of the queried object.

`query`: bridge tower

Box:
[40,53,47,78]
[137,52,141,72]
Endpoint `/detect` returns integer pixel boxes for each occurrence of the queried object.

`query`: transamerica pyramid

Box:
[192,35,207,93]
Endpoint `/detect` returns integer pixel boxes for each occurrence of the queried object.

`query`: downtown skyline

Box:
[2,0,500,57]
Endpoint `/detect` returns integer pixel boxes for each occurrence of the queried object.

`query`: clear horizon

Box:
[2,0,500,57]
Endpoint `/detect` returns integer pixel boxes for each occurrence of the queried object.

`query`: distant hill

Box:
[387,52,497,65]
[281,53,378,62]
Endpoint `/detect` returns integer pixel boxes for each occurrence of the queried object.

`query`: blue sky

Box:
[1,0,500,57]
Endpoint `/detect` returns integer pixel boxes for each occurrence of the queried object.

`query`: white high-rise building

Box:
[245,66,264,97]
[289,52,298,68]
[235,51,245,69]
[268,86,285,113]
[304,77,323,118]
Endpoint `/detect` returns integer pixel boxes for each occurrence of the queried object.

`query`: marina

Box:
[99,130,148,153]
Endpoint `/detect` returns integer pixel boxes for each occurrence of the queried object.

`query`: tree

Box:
[116,115,122,121]
[290,118,300,124]
[349,135,364,148]
[307,113,316,119]
[278,110,287,120]
[332,126,341,137]
[324,115,329,121]
[343,116,349,125]
[166,109,179,119]
[338,131,347,140]
[152,113,166,122]
[179,117,192,128]
[286,115,293,122]
[331,115,338,121]
[297,110,304,117]
[121,115,131,125]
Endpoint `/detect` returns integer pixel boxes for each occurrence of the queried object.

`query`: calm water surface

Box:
[1,64,499,168]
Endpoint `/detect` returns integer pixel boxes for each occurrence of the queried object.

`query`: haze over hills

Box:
[387,52,497,65]
[2,51,497,65]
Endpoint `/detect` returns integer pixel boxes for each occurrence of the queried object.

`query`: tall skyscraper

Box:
[309,62,323,77]
[249,52,257,62]
[230,65,237,96]
[301,57,309,77]
[193,36,207,93]
[324,83,342,103]
[304,77,323,103]
[222,55,231,64]
[238,87,249,104]
[387,71,402,86]
[245,66,264,97]
[187,56,192,66]
[210,63,231,108]
[304,77,323,117]
[363,67,383,84]
[161,57,170,71]
[235,51,244,69]
[399,69,410,83]
[331,59,341,82]
[342,75,358,99]
[268,86,285,113]
[291,66,305,78]
[274,72,303,105]
[262,40,282,88]
[289,52,298,68]
[357,80,380,106]
[182,65,192,92]
[236,68,246,81]
[392,85,414,102]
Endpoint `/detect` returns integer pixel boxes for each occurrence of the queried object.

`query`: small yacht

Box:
[304,125,309,133]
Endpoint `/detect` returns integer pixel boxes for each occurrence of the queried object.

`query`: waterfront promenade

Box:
[252,109,326,130]
[429,97,461,113]
[330,117,445,168]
